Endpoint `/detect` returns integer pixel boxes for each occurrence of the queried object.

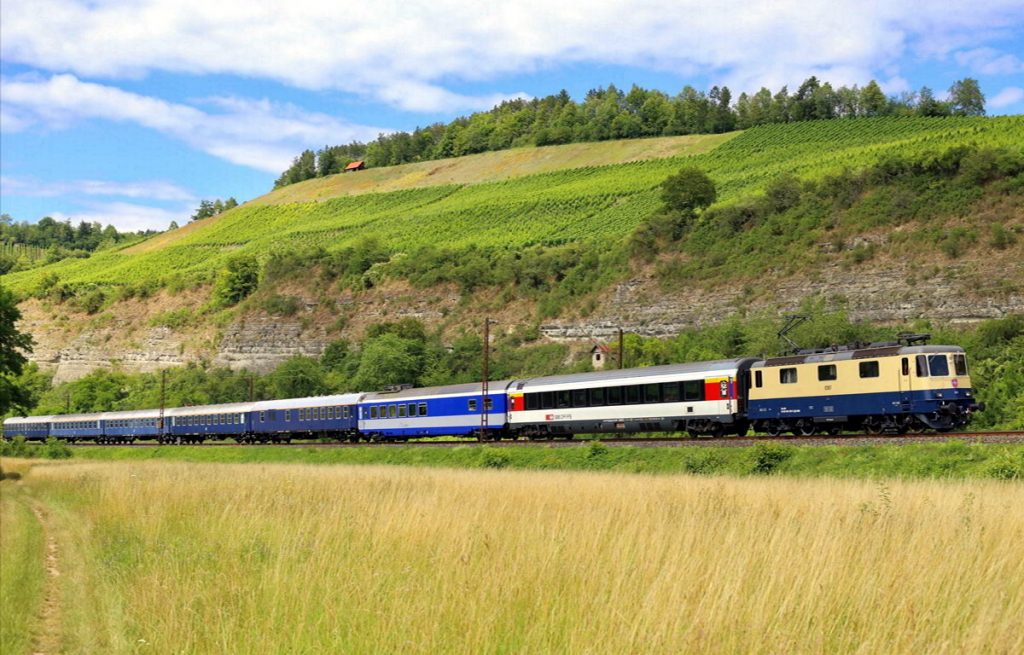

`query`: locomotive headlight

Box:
[935,392,943,398]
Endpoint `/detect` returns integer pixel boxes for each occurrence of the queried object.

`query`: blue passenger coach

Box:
[2,415,53,441]
[166,402,253,443]
[359,382,511,441]
[50,414,103,441]
[102,408,165,443]
[251,394,361,442]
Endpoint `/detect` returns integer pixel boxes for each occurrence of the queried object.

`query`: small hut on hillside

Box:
[344,160,366,172]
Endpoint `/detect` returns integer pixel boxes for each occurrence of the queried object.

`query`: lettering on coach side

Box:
[545,413,572,421]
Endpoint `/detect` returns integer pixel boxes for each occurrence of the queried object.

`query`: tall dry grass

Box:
[17,460,1024,654]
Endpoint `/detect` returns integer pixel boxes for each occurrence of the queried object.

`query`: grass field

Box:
[0,471,46,655]
[6,115,1021,294]
[67,440,1024,480]
[2,458,1022,654]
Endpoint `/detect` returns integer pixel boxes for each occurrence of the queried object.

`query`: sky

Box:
[1,1,1023,232]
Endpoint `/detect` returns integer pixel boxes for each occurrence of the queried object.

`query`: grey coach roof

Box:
[512,358,759,390]
[362,381,512,402]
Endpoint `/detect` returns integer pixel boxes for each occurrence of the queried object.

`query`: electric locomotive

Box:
[747,341,983,436]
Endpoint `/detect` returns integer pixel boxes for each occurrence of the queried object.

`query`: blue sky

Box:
[2,0,1023,232]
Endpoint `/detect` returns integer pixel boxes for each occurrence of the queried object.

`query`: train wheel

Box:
[863,417,883,435]
[797,421,816,436]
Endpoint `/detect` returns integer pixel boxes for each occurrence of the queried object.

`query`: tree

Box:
[661,168,717,216]
[352,333,424,391]
[268,356,328,399]
[0,284,34,415]
[948,78,985,116]
[213,256,260,306]
[916,86,950,117]
[860,81,887,116]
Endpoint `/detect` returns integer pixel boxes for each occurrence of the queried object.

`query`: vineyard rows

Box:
[5,116,1022,293]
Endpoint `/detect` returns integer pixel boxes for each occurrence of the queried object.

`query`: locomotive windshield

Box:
[928,354,950,377]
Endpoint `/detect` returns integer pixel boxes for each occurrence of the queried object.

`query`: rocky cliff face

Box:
[21,249,1022,383]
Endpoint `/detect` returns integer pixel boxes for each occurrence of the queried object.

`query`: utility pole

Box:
[158,369,167,431]
[480,317,491,441]
[248,376,255,402]
[65,390,71,414]
[618,327,624,369]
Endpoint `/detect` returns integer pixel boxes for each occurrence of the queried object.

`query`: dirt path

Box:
[28,501,62,655]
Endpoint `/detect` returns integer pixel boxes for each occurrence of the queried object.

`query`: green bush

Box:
[480,447,512,469]
[750,443,795,474]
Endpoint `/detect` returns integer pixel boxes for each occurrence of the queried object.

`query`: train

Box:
[2,339,984,443]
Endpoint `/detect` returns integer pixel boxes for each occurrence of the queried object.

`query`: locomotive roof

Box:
[511,358,759,390]
[362,381,512,401]
[756,344,965,367]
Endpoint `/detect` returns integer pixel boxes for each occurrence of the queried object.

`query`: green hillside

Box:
[5,115,1022,295]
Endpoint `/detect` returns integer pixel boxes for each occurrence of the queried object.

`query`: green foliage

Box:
[0,283,34,416]
[261,293,301,317]
[213,256,260,307]
[750,443,795,474]
[6,116,1022,300]
[267,356,328,399]
[0,436,73,460]
[479,447,512,469]
[661,167,717,215]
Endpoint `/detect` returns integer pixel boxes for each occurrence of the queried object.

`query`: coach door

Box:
[897,356,912,412]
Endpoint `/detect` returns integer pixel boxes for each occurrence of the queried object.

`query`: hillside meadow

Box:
[1,458,1022,654]
[6,115,1021,295]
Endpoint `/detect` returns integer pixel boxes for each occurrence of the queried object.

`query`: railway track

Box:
[65,431,1024,449]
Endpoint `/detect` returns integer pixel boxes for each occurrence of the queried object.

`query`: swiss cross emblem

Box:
[545,414,554,421]
[951,378,959,388]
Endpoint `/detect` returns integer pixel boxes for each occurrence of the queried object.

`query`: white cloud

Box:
[989,86,1024,109]
[50,202,192,232]
[1,175,195,201]
[0,74,389,172]
[2,1,1022,108]
[954,47,1024,76]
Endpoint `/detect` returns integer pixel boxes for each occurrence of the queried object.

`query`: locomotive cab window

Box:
[859,361,880,378]
[928,355,950,377]
[954,354,968,376]
[755,370,763,388]
[780,368,798,384]
[916,355,929,377]
[817,364,837,381]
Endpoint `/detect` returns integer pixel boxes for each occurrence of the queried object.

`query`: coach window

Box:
[260,411,266,423]
[398,404,407,418]
[388,405,397,418]
[484,398,494,411]
[418,403,428,416]
[643,384,661,404]
[284,410,291,422]
[572,389,589,407]
[817,365,837,381]
[607,386,622,405]
[541,392,555,410]
[683,380,704,402]
[557,390,571,408]
[589,387,606,406]
[859,361,880,378]
[662,383,681,403]
[526,394,540,410]
[468,399,478,412]
[916,355,929,377]
[928,355,950,377]
[623,385,640,405]
[780,368,798,384]
[404,403,414,416]
[370,406,378,419]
